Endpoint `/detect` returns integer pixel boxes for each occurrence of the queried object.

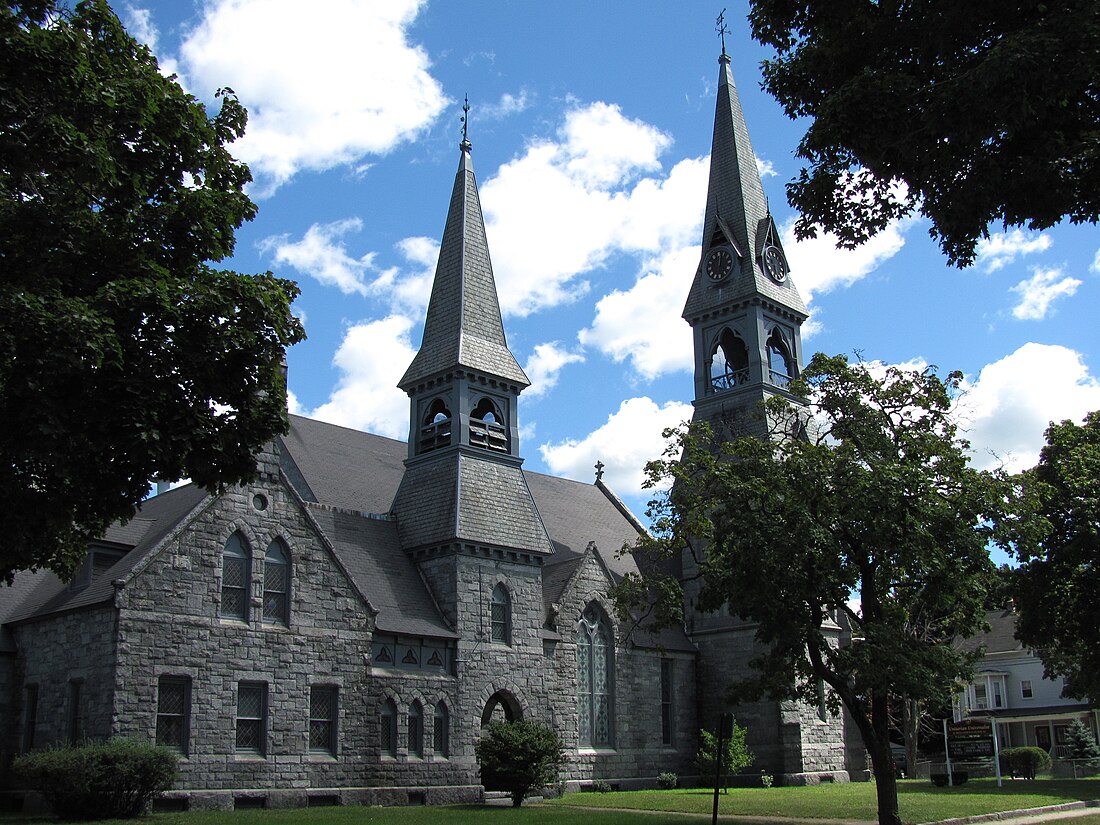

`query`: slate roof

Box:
[682,53,808,322]
[400,144,528,388]
[0,414,691,651]
[0,484,209,628]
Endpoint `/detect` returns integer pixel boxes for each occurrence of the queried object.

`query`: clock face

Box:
[705,247,734,282]
[763,245,787,282]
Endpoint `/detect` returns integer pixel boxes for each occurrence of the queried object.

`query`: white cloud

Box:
[261,221,437,315]
[975,229,1052,273]
[579,244,697,379]
[756,156,777,178]
[480,89,531,119]
[954,343,1100,473]
[539,397,694,498]
[262,219,374,295]
[781,217,910,306]
[480,107,704,319]
[307,316,417,440]
[123,4,180,77]
[175,0,446,194]
[523,343,585,399]
[1010,267,1081,320]
[1091,247,1100,274]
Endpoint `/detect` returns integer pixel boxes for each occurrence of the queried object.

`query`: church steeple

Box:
[392,124,552,558]
[684,47,808,434]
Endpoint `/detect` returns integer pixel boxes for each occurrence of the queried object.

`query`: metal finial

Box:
[460,94,471,150]
[716,8,729,57]
[594,460,605,482]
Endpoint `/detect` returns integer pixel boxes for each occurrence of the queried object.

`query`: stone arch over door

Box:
[480,689,523,728]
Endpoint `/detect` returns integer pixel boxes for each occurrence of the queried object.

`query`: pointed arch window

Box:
[380,699,398,758]
[263,540,290,625]
[577,604,614,748]
[490,583,511,644]
[470,397,508,452]
[409,701,424,758]
[766,328,795,389]
[221,533,250,621]
[419,398,452,453]
[711,329,750,392]
[433,702,450,757]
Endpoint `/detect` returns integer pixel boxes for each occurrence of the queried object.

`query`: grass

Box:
[1,777,1098,825]
[548,777,1100,822]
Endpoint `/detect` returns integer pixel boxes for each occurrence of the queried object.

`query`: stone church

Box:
[0,46,854,809]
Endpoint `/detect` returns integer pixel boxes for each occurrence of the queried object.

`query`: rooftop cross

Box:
[716,8,729,57]
[594,460,605,482]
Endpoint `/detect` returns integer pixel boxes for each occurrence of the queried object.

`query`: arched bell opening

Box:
[709,328,750,392]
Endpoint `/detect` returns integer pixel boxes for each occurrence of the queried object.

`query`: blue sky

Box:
[128,1,1100,518]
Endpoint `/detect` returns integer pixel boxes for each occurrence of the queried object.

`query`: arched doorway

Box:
[481,690,522,728]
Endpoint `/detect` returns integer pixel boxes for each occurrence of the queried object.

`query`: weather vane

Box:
[716,8,729,56]
[461,94,471,148]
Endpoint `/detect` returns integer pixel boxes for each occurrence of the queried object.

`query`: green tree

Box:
[1001,411,1100,703]
[616,353,1001,825]
[695,722,754,792]
[1063,720,1100,764]
[0,0,305,582]
[746,0,1100,266]
[475,720,566,807]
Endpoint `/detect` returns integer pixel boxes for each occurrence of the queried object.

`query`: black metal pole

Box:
[712,713,730,825]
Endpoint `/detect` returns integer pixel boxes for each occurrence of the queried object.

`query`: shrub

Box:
[1063,720,1100,764]
[475,720,566,807]
[696,720,754,792]
[760,770,774,788]
[999,746,1052,780]
[657,771,678,789]
[13,738,178,820]
[593,779,613,793]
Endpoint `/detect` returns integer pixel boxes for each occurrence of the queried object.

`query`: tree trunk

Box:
[901,697,920,778]
[869,691,903,825]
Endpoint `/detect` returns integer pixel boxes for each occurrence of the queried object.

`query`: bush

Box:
[475,720,566,808]
[657,771,678,789]
[593,779,613,793]
[13,738,178,820]
[999,747,1052,780]
[696,721,754,792]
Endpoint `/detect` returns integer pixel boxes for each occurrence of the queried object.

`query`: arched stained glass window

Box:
[221,533,250,621]
[491,583,511,644]
[380,699,397,757]
[409,701,424,758]
[263,540,289,625]
[576,604,613,747]
[433,702,449,757]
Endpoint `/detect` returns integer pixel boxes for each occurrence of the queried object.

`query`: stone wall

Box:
[13,605,118,750]
[547,551,697,787]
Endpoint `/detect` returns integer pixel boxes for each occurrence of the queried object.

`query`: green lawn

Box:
[2,778,1098,825]
[548,778,1100,823]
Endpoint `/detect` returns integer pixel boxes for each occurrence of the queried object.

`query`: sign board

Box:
[947,719,994,759]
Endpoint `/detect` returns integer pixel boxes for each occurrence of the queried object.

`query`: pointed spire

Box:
[399,109,529,390]
[682,46,807,321]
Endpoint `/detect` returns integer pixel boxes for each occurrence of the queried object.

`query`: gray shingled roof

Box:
[400,146,529,388]
[305,505,456,639]
[958,608,1023,655]
[0,484,209,626]
[682,55,808,322]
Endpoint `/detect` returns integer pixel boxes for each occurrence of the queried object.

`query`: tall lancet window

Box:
[419,398,452,453]
[470,397,508,452]
[766,328,795,389]
[576,604,613,748]
[711,329,750,392]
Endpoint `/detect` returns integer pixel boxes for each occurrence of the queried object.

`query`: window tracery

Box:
[576,604,613,747]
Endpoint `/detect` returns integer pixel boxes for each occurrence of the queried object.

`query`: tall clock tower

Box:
[682,48,808,440]
[681,47,851,783]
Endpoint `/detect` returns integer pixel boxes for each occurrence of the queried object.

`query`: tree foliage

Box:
[1000,411,1100,703]
[747,0,1100,266]
[0,0,305,581]
[1063,720,1100,764]
[615,353,1002,825]
[475,720,566,807]
[695,722,754,792]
